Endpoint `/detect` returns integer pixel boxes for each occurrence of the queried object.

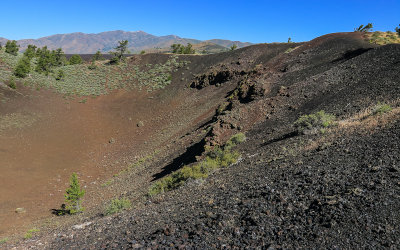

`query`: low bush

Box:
[148,133,245,196]
[294,110,335,134]
[372,102,392,115]
[8,77,16,89]
[105,198,131,215]
[24,228,39,239]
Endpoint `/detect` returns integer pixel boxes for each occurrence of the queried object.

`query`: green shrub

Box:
[88,60,97,70]
[69,55,83,65]
[8,76,16,89]
[294,110,335,134]
[55,69,65,80]
[148,133,244,196]
[372,102,392,115]
[0,238,8,244]
[105,198,131,215]
[24,228,39,239]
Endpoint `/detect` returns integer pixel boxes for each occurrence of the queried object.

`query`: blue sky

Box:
[1,0,399,43]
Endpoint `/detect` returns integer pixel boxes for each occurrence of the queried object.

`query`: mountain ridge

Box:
[0,30,253,54]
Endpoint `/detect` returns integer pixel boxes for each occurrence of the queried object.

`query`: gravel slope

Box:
[8,32,400,249]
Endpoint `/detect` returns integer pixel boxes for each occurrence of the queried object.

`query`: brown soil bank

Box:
[4,32,400,248]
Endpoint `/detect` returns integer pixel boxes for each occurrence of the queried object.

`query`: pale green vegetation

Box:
[372,102,392,115]
[148,133,246,196]
[294,110,336,134]
[24,228,39,239]
[0,238,8,244]
[105,198,132,215]
[0,48,190,96]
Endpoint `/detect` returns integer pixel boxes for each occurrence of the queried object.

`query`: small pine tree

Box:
[230,44,237,51]
[140,50,146,55]
[92,50,103,61]
[396,24,400,37]
[24,45,37,60]
[64,173,85,214]
[354,23,373,32]
[287,37,292,43]
[69,55,83,65]
[14,56,31,78]
[5,40,19,56]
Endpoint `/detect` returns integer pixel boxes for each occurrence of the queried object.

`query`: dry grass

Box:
[365,31,400,45]
[303,100,399,151]
[0,113,38,133]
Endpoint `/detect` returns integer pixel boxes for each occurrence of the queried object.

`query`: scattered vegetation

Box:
[354,23,373,32]
[105,198,132,215]
[366,31,400,45]
[64,173,85,214]
[171,43,195,54]
[294,110,336,134]
[396,24,400,36]
[148,133,245,196]
[0,47,189,96]
[0,238,8,244]
[230,44,237,51]
[24,228,40,239]
[372,102,392,115]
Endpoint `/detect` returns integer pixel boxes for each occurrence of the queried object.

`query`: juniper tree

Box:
[396,24,400,36]
[65,173,85,214]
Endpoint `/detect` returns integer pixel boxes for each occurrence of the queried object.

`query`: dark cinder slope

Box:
[10,32,400,249]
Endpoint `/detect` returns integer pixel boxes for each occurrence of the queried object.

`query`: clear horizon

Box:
[1,0,399,43]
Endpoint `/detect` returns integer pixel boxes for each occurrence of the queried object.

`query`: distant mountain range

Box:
[0,30,253,54]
